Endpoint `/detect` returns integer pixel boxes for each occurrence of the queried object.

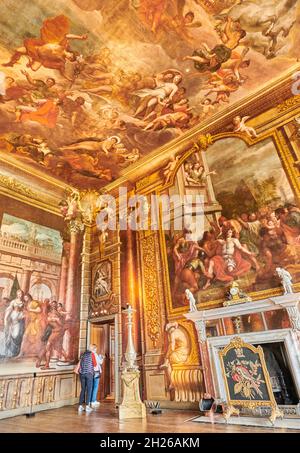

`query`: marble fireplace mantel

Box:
[184,293,300,342]
[206,328,300,401]
[184,293,300,401]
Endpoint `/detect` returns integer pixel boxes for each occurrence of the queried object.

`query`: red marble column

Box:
[223,317,235,335]
[58,242,70,304]
[64,222,83,362]
[194,320,215,396]
[21,269,32,294]
[249,313,265,332]
[200,341,215,396]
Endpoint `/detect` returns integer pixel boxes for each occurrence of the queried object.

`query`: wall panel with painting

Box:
[0,193,81,375]
[161,134,300,314]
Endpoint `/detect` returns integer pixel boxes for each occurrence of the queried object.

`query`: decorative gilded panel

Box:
[89,259,118,317]
[140,232,163,349]
[0,371,76,419]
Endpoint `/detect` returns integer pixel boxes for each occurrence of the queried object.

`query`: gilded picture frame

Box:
[89,259,116,318]
[157,126,300,317]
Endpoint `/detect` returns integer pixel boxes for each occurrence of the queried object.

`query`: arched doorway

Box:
[30,282,52,301]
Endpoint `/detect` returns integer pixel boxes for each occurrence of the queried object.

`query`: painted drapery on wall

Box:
[165,137,300,308]
[0,0,299,188]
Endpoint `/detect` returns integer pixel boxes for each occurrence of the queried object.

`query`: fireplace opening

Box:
[254,342,299,405]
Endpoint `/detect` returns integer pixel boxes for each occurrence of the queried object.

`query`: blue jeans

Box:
[79,373,93,405]
[91,374,100,403]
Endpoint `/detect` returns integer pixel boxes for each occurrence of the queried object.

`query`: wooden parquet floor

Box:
[0,402,297,433]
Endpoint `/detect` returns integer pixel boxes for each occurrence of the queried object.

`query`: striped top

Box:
[79,351,96,375]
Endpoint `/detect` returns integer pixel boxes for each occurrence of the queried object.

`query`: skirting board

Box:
[0,398,78,420]
[190,414,300,430]
[151,401,199,410]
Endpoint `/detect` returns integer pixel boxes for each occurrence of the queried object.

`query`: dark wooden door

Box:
[90,321,114,401]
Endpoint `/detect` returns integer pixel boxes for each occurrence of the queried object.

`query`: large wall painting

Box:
[0,212,77,373]
[1,213,63,254]
[0,0,299,188]
[164,137,300,308]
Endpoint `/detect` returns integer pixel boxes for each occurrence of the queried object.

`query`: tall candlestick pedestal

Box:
[119,369,146,420]
[119,305,146,420]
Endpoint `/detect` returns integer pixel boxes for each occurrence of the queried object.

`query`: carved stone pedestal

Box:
[118,369,146,420]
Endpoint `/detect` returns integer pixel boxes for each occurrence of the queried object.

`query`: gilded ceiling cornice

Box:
[0,158,69,215]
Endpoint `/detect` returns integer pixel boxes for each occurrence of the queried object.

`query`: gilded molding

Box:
[0,173,63,216]
[277,95,300,113]
[140,232,162,348]
[46,375,56,403]
[136,176,151,191]
[0,174,38,199]
[0,379,6,410]
[160,134,213,190]
[274,128,300,200]
[193,133,213,151]
[69,219,85,234]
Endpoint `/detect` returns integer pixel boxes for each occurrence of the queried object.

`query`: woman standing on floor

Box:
[76,346,97,413]
[90,344,104,408]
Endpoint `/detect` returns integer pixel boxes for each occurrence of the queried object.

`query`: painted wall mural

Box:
[165,137,300,308]
[1,213,63,254]
[0,212,78,373]
[0,0,299,188]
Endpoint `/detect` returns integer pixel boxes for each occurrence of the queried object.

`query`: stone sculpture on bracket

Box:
[185,288,198,312]
[276,267,293,295]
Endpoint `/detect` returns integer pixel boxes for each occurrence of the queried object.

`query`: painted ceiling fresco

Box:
[0,0,299,188]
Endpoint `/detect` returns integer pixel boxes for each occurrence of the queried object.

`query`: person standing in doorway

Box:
[76,347,96,413]
[90,344,104,408]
